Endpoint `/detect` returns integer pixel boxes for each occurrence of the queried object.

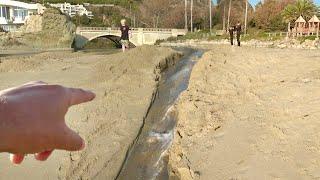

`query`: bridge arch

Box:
[88,34,136,48]
[74,34,136,50]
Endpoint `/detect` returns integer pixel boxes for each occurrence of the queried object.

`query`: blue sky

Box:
[249,0,320,6]
[213,0,320,6]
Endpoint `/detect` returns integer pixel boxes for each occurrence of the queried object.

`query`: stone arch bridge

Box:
[75,27,187,49]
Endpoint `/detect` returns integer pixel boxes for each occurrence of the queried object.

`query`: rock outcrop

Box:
[21,15,43,33]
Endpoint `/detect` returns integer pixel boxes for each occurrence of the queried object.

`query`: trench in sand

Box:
[116,48,204,180]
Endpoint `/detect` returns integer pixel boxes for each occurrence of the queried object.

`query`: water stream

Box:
[117,48,204,180]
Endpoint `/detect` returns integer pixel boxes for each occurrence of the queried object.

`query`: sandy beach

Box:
[0,46,180,180]
[1,44,320,180]
[168,45,320,179]
[2,0,320,179]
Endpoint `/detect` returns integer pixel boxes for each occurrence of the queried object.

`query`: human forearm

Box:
[0,94,11,153]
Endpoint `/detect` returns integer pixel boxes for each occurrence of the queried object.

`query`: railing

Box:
[77,27,115,31]
[77,26,174,32]
[265,32,287,37]
[139,28,172,32]
[291,28,320,36]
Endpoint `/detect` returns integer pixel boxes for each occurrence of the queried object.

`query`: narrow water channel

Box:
[117,48,204,180]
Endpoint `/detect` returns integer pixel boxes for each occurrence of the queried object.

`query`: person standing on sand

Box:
[120,19,131,52]
[235,21,242,46]
[228,26,234,46]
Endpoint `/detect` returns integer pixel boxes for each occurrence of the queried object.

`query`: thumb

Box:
[57,127,85,151]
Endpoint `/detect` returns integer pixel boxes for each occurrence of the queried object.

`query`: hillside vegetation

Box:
[23,0,320,33]
[23,0,210,29]
[23,0,141,8]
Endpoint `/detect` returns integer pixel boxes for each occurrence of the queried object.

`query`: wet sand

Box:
[0,46,180,180]
[168,45,320,179]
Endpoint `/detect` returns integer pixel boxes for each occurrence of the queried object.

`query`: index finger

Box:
[67,88,96,106]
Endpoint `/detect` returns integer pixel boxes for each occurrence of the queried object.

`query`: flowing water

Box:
[117,48,204,180]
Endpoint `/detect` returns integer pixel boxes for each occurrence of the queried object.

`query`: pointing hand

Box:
[0,81,95,164]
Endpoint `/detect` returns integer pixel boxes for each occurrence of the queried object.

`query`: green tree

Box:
[282,3,296,32]
[80,14,91,25]
[254,0,294,30]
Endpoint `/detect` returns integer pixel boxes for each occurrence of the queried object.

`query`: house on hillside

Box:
[49,3,93,19]
[0,0,45,32]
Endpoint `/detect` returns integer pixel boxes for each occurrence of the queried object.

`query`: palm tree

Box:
[282,0,317,35]
[283,0,317,22]
[282,4,296,34]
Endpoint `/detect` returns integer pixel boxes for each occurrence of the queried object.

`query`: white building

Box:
[49,3,93,19]
[0,0,45,31]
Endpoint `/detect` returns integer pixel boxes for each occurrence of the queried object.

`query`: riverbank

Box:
[0,46,181,180]
[168,45,320,179]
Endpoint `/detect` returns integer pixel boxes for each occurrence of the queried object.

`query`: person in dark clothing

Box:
[229,26,234,46]
[120,19,131,52]
[235,21,242,46]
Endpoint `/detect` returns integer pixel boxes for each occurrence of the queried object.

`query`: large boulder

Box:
[40,8,75,48]
[21,15,43,33]
[0,8,76,50]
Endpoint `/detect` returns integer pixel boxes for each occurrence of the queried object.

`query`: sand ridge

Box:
[0,46,180,180]
[168,45,320,180]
